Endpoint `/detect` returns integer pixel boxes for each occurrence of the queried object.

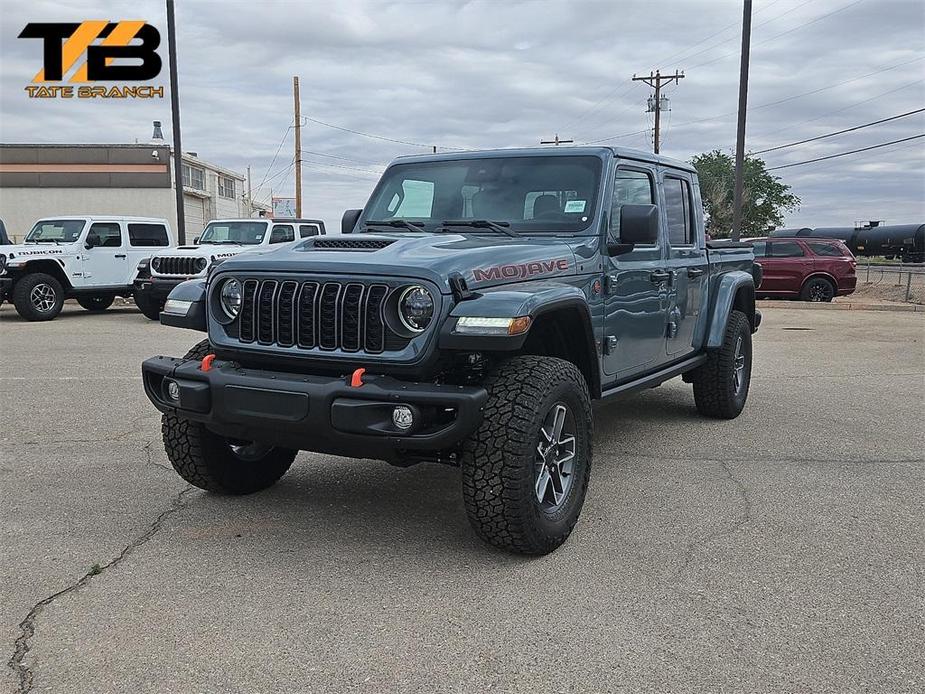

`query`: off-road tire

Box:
[800,276,835,302]
[691,309,752,419]
[133,289,163,320]
[12,272,64,321]
[161,340,297,494]
[460,356,593,555]
[77,295,114,312]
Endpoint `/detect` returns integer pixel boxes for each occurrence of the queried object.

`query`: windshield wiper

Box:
[440,219,519,237]
[364,219,426,233]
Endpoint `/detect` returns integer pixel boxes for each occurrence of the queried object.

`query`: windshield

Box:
[198,221,268,245]
[361,155,603,234]
[25,219,86,243]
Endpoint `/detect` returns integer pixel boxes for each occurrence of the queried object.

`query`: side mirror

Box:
[84,231,100,249]
[342,209,362,234]
[619,204,659,246]
[193,236,200,244]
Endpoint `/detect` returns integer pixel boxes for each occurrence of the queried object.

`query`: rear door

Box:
[602,163,667,378]
[763,240,812,293]
[661,170,708,357]
[126,222,171,282]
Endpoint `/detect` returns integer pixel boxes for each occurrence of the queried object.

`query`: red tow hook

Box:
[349,367,366,388]
[200,354,216,372]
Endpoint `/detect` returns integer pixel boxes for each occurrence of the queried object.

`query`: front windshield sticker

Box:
[564,200,586,213]
[473,257,569,282]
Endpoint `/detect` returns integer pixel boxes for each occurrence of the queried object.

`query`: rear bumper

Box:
[837,276,857,295]
[142,355,488,460]
[134,277,184,302]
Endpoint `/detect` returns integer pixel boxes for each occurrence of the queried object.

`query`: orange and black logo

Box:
[18,21,164,99]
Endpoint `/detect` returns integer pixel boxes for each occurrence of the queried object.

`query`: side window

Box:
[806,241,842,257]
[270,225,295,244]
[128,223,169,247]
[749,241,768,257]
[89,222,122,248]
[664,177,693,246]
[610,169,654,241]
[299,224,320,238]
[393,179,434,217]
[768,241,805,257]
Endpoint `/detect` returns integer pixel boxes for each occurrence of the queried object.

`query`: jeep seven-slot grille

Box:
[238,279,392,353]
[153,256,199,275]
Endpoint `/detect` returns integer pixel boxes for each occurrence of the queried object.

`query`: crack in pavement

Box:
[142,438,172,473]
[7,485,195,693]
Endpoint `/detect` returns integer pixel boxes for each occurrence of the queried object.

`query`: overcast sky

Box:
[1,0,923,231]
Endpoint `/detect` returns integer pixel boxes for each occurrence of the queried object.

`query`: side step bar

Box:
[599,354,707,401]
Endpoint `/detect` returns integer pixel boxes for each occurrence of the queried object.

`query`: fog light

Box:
[392,405,414,430]
[164,379,180,402]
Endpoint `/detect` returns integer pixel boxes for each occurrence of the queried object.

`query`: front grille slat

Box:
[154,255,199,276]
[228,278,411,355]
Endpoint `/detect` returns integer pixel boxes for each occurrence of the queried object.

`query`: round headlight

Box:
[196,257,207,272]
[397,285,434,333]
[220,278,242,318]
[151,257,161,272]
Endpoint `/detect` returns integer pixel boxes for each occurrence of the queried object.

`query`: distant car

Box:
[748,237,857,302]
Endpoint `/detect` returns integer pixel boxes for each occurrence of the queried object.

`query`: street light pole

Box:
[731,0,753,241]
[165,0,185,244]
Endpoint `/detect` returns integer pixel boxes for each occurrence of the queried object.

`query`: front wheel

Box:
[461,356,593,555]
[691,310,752,419]
[77,295,114,312]
[161,340,297,493]
[12,273,64,321]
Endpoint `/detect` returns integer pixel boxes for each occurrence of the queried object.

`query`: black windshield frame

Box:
[360,155,604,235]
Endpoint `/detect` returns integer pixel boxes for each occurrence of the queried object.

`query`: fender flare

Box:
[705,270,755,349]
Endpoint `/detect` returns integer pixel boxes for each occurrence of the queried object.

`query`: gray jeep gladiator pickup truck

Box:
[142,146,761,555]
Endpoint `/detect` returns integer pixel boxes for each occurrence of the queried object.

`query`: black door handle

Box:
[114,254,126,258]
[650,270,671,283]
[687,268,705,278]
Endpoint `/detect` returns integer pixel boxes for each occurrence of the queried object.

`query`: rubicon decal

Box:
[18,20,163,99]
[472,258,570,282]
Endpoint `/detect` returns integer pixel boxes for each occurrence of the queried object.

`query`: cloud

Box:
[1,0,923,230]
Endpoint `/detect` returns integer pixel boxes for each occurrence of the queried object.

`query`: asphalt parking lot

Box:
[2,302,923,693]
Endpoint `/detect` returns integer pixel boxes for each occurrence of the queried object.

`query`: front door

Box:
[80,222,126,287]
[661,171,708,357]
[602,164,668,378]
[761,240,812,292]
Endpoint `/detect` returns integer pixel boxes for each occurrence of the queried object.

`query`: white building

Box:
[0,132,263,242]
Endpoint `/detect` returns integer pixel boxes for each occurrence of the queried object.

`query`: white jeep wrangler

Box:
[0,216,174,321]
[133,217,326,320]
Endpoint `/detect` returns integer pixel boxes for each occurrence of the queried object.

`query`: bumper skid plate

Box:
[142,355,488,459]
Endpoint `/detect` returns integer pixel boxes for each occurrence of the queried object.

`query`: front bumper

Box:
[134,276,186,302]
[142,355,488,460]
[0,277,10,305]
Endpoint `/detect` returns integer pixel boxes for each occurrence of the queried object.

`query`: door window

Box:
[299,224,321,238]
[768,241,805,257]
[806,241,842,257]
[128,223,169,247]
[269,224,295,243]
[89,222,122,247]
[749,241,769,256]
[610,169,654,242]
[664,177,693,246]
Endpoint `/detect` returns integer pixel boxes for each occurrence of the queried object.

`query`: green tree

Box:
[691,150,800,238]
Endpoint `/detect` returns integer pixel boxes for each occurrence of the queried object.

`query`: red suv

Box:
[749,237,857,302]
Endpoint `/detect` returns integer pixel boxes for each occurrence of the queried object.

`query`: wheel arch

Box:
[13,259,73,291]
[800,271,837,289]
[706,271,756,349]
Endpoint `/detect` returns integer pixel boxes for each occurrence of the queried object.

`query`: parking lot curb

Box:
[756,300,923,313]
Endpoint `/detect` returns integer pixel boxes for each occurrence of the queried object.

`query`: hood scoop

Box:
[311,238,395,251]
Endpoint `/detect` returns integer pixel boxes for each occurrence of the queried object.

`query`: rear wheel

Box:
[12,273,64,321]
[691,310,752,419]
[460,356,593,555]
[161,340,297,493]
[800,276,835,302]
[77,295,114,312]
[133,289,163,320]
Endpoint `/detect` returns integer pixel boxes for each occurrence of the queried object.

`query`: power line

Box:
[300,115,462,150]
[754,108,925,154]
[254,126,292,192]
[766,133,925,170]
[299,151,384,174]
[298,149,386,167]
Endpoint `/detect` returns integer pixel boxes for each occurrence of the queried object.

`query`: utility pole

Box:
[165,0,185,244]
[732,0,753,241]
[293,76,302,218]
[246,165,252,215]
[540,134,574,146]
[632,69,684,154]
